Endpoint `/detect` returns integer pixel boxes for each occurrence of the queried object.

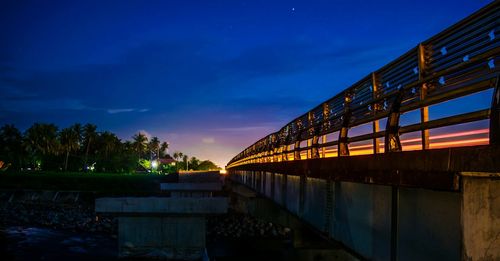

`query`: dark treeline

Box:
[0,123,220,173]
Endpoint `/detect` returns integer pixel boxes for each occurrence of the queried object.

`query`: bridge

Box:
[226,2,499,261]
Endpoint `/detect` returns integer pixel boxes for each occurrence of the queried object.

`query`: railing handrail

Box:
[228,1,500,168]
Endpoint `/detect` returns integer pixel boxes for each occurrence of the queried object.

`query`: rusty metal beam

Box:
[385,90,403,152]
[322,103,330,158]
[418,43,430,150]
[338,93,352,156]
[372,73,381,154]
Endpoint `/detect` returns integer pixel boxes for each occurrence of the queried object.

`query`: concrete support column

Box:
[282,173,288,207]
[263,171,266,196]
[271,172,276,199]
[299,173,307,217]
[391,186,399,261]
[461,172,500,260]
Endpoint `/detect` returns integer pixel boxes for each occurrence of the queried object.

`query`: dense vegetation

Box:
[0,123,220,173]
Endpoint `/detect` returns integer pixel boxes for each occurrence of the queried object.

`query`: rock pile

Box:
[207,213,292,240]
[0,202,117,235]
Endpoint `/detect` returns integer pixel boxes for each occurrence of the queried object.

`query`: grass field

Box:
[0,171,178,195]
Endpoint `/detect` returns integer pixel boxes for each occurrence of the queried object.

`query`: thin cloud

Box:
[202,137,215,144]
[107,108,135,114]
[211,126,272,132]
[107,108,150,114]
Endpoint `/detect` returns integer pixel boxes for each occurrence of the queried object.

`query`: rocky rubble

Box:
[0,200,291,242]
[207,213,292,241]
[0,202,117,235]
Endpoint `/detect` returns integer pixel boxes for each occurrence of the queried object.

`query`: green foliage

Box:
[0,124,24,170]
[197,160,221,170]
[0,123,220,174]
[138,159,151,170]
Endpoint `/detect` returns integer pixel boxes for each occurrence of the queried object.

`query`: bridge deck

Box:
[230,145,499,191]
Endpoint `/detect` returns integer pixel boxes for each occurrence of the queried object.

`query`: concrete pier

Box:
[160,182,222,197]
[96,197,228,259]
[461,172,500,260]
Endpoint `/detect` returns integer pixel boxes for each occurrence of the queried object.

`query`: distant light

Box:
[152,160,158,169]
[220,169,227,175]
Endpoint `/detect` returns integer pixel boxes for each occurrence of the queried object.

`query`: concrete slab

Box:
[160,182,222,191]
[118,216,206,260]
[95,197,228,214]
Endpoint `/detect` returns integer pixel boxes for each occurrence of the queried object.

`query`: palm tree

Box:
[70,123,83,151]
[173,151,180,169]
[24,123,59,169]
[83,124,97,170]
[149,136,160,159]
[0,124,23,170]
[59,127,79,171]
[189,156,200,170]
[182,154,189,171]
[100,131,118,159]
[132,132,148,158]
[160,141,169,157]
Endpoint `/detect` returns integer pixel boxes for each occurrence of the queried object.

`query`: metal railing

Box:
[227,1,499,169]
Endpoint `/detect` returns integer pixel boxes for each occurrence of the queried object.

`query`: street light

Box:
[151,160,158,170]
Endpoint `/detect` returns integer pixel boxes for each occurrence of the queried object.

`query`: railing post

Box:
[309,111,320,159]
[294,140,301,160]
[385,90,403,152]
[372,73,381,153]
[308,112,313,159]
[322,103,330,158]
[294,120,303,160]
[491,75,500,145]
[284,127,292,161]
[338,93,352,156]
[418,43,430,150]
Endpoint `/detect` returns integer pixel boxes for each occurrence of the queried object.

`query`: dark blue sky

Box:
[0,0,492,166]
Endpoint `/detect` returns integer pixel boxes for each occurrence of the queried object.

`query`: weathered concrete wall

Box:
[303,177,326,231]
[274,173,284,205]
[461,172,500,261]
[118,216,205,259]
[334,182,391,261]
[264,172,272,198]
[286,175,301,215]
[229,170,486,261]
[398,187,460,261]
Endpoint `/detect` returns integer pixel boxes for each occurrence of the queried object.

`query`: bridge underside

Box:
[230,145,499,191]
[227,146,499,260]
